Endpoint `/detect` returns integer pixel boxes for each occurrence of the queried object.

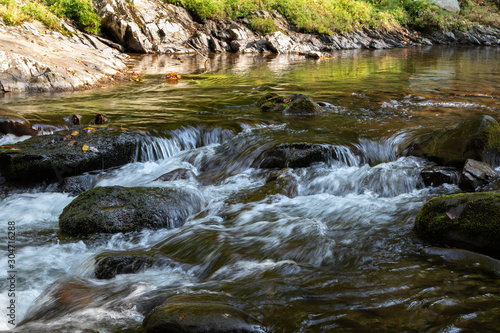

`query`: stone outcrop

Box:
[258,93,323,115]
[459,159,499,192]
[258,143,345,169]
[0,127,145,183]
[429,0,461,13]
[415,192,500,258]
[0,20,129,93]
[59,185,203,235]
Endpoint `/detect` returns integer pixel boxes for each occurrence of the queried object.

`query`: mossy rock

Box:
[59,186,203,236]
[257,93,322,115]
[0,128,145,183]
[415,192,500,258]
[405,115,500,167]
[143,301,266,333]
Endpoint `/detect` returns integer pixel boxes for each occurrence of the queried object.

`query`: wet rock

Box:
[0,107,38,136]
[404,115,500,167]
[94,252,155,279]
[155,168,196,182]
[59,185,203,236]
[415,192,500,258]
[422,247,500,275]
[0,128,144,183]
[257,93,322,115]
[258,143,339,169]
[143,301,266,333]
[61,173,101,195]
[459,159,499,192]
[420,167,459,187]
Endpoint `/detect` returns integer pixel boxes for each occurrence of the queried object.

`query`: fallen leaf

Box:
[82,144,89,153]
[68,140,76,146]
[88,146,99,153]
[84,127,96,134]
[58,132,68,136]
[10,148,21,151]
[120,125,129,130]
[179,314,185,322]
[283,97,294,104]
[71,130,79,136]
[139,130,147,134]
[445,211,456,220]
[1,146,10,149]
[63,134,72,141]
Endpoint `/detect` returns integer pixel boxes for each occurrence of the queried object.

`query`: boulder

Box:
[143,301,266,333]
[428,0,460,12]
[94,252,155,279]
[0,107,38,136]
[404,115,500,167]
[459,159,499,192]
[257,93,322,115]
[258,143,341,169]
[0,128,144,183]
[155,168,196,182]
[420,167,459,187]
[265,31,296,53]
[61,173,101,195]
[414,192,500,258]
[59,186,203,236]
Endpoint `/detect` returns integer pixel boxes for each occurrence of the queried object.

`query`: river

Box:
[1,46,500,332]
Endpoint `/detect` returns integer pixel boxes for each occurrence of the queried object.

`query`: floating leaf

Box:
[71,131,79,136]
[82,144,89,153]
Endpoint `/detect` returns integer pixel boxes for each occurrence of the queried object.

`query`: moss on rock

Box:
[59,186,203,236]
[405,115,500,167]
[415,192,500,258]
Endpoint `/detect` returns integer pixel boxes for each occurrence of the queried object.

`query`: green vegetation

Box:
[0,0,100,34]
[165,0,500,33]
[0,0,498,35]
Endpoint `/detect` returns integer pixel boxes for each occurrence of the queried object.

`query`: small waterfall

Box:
[326,144,361,167]
[135,126,236,162]
[356,133,408,166]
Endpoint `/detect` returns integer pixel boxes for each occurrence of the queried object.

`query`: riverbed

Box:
[1,46,500,332]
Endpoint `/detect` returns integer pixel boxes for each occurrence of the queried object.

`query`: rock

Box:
[0,107,38,136]
[420,167,459,187]
[265,31,295,53]
[61,173,101,195]
[0,128,144,183]
[59,185,203,236]
[94,252,154,279]
[258,143,341,169]
[404,115,500,167]
[305,51,322,59]
[429,0,460,12]
[143,301,266,333]
[422,247,500,275]
[414,192,500,258]
[0,21,128,93]
[257,93,322,115]
[282,94,323,115]
[155,168,196,182]
[459,159,499,192]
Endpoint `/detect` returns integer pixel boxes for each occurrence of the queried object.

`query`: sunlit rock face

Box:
[428,0,461,12]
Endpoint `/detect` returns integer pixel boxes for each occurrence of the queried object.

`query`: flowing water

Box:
[1,46,500,332]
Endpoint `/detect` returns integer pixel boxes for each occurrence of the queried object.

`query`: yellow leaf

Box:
[82,144,89,152]
[84,127,96,134]
[71,130,79,136]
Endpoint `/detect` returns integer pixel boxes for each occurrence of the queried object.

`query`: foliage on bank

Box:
[166,0,500,33]
[0,0,100,34]
[0,0,499,35]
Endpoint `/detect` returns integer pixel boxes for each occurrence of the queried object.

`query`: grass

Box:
[0,0,498,35]
[0,0,100,34]
[165,0,500,33]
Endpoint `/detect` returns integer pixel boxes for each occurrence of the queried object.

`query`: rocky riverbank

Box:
[1,0,500,93]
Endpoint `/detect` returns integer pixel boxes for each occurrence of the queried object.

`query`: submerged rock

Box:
[155,168,196,182]
[404,115,500,167]
[459,159,499,192]
[0,107,38,136]
[94,252,155,279]
[258,143,340,169]
[257,93,323,115]
[414,192,500,258]
[420,167,459,187]
[0,128,144,183]
[143,301,266,333]
[59,186,203,236]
